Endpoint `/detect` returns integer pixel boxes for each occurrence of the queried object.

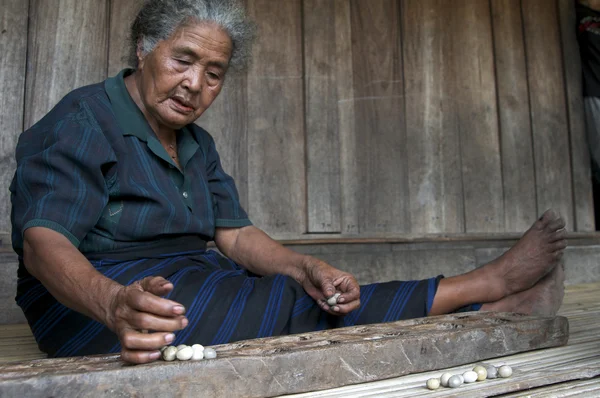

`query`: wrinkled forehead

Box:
[163,21,233,65]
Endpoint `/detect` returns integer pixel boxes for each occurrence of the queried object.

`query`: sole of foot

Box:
[481,263,565,316]
[482,209,567,300]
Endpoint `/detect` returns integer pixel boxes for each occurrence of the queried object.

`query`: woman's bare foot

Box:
[481,263,565,316]
[480,209,566,299]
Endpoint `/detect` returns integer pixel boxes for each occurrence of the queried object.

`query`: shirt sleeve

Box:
[11,112,116,248]
[205,136,252,228]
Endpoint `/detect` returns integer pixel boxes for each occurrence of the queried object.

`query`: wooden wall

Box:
[0,0,594,242]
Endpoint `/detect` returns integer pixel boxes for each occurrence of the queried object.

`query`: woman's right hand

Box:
[106,276,188,364]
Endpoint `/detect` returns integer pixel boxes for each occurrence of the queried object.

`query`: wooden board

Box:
[491,0,538,232]
[246,0,306,235]
[0,0,28,235]
[303,0,346,233]
[25,0,109,129]
[0,313,568,398]
[522,0,574,229]
[403,0,465,234]
[558,0,596,232]
[348,0,408,234]
[450,0,504,233]
[107,0,144,76]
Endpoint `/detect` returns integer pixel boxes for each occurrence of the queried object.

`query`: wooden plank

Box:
[491,0,538,232]
[303,0,347,233]
[348,0,408,234]
[558,0,596,232]
[450,1,504,233]
[25,0,110,129]
[246,0,306,236]
[522,0,574,229]
[0,313,569,398]
[0,0,28,235]
[107,0,144,76]
[403,0,464,234]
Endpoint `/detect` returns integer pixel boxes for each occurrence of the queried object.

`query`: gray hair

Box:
[128,0,255,72]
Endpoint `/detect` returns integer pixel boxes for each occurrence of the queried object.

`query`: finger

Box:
[120,348,162,364]
[128,310,188,332]
[331,299,361,314]
[120,328,176,351]
[141,276,175,297]
[128,289,186,317]
[333,277,360,304]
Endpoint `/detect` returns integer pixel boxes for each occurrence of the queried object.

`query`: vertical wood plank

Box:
[303,0,346,233]
[0,0,28,235]
[198,76,249,211]
[348,0,408,234]
[403,0,464,233]
[246,0,306,235]
[451,0,504,233]
[522,0,574,229]
[108,0,144,76]
[558,0,595,231]
[491,0,537,232]
[25,0,109,129]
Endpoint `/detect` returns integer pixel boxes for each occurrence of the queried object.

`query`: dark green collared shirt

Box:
[11,69,251,255]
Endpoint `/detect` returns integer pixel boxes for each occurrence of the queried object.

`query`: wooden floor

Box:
[281,283,600,398]
[0,283,598,397]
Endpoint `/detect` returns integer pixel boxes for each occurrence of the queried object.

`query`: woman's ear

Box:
[136,39,145,69]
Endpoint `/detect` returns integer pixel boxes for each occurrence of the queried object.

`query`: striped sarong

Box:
[16,237,479,357]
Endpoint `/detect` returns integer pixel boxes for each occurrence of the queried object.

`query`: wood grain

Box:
[0,0,28,236]
[25,0,109,129]
[522,0,574,228]
[558,0,595,231]
[246,0,306,236]
[303,0,347,233]
[348,0,408,234]
[403,0,464,234]
[0,313,569,398]
[451,0,504,233]
[491,0,537,232]
[107,0,144,76]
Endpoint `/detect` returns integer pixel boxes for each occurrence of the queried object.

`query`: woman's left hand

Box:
[299,258,361,315]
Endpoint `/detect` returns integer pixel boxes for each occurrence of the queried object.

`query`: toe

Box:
[549,228,568,243]
[551,239,568,252]
[548,217,566,232]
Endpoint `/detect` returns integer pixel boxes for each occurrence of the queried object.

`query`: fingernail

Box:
[332,306,340,312]
[165,333,175,344]
[149,351,161,360]
[181,318,189,328]
[173,305,185,314]
[338,297,345,303]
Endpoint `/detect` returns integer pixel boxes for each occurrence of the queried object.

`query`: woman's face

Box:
[136,22,233,131]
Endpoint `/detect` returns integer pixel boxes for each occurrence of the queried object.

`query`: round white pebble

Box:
[448,375,463,388]
[486,365,498,379]
[498,365,513,378]
[191,344,205,360]
[440,372,453,387]
[327,293,341,306]
[176,346,193,361]
[160,346,168,353]
[204,347,217,359]
[463,370,478,383]
[176,344,188,350]
[426,378,440,390]
[458,375,464,384]
[162,346,177,361]
[473,365,487,381]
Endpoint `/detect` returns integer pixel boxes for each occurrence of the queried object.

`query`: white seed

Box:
[176,344,188,350]
[448,375,463,388]
[498,365,513,378]
[327,293,341,306]
[440,372,453,387]
[463,370,478,383]
[486,365,498,379]
[160,346,168,353]
[191,344,205,360]
[176,346,194,361]
[458,375,464,384]
[426,378,440,390]
[473,365,487,381]
[204,347,217,359]
[162,346,177,361]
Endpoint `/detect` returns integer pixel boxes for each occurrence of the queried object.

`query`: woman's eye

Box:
[207,72,221,82]
[176,59,191,65]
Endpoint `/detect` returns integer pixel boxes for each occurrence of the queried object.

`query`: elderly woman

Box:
[11,0,567,364]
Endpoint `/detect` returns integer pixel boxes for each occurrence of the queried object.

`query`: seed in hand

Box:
[327,293,341,307]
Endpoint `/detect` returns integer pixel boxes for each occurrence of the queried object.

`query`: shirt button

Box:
[182,191,189,199]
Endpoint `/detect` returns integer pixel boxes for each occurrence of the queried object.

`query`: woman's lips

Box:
[170,97,194,113]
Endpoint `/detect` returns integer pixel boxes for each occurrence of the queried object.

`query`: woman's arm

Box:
[23,227,188,363]
[214,226,361,314]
